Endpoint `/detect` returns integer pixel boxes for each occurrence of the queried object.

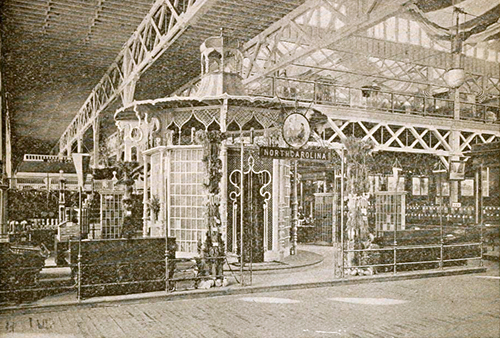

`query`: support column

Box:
[220,144,228,247]
[166,149,171,239]
[291,160,298,255]
[450,88,461,205]
[159,149,166,237]
[120,50,138,106]
[93,119,100,168]
[77,137,83,153]
[59,140,65,159]
[272,159,279,253]
[220,100,228,248]
[121,82,137,106]
[449,6,463,206]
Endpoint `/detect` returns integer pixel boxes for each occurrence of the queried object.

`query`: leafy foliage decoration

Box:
[195,130,226,232]
[147,195,161,222]
[343,136,374,243]
[194,130,227,281]
[113,161,142,239]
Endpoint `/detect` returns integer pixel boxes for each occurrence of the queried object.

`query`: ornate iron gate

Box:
[229,155,271,263]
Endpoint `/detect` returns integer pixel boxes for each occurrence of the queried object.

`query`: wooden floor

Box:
[0,260,498,338]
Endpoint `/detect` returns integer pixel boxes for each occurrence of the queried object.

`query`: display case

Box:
[375,191,406,233]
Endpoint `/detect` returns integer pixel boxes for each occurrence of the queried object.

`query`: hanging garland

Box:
[196,130,224,194]
[195,130,226,232]
[342,136,374,274]
[194,130,228,286]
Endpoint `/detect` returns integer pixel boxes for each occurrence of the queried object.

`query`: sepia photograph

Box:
[0,0,499,337]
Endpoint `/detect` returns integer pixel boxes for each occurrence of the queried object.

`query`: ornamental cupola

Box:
[193,35,246,97]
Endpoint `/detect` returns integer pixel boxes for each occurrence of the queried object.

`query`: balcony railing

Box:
[247,77,500,124]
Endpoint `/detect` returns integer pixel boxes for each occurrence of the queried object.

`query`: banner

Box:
[72,153,91,188]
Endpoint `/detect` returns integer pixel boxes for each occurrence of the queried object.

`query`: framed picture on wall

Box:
[442,181,450,196]
[283,113,311,148]
[482,167,490,197]
[421,178,429,195]
[412,177,421,196]
[436,181,450,196]
[449,160,465,181]
[461,179,474,197]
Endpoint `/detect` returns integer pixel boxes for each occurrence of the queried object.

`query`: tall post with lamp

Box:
[433,161,447,270]
[444,5,466,207]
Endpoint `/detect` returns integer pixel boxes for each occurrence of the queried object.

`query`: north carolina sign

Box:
[259,146,332,161]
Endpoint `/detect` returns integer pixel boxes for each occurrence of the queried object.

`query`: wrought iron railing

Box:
[340,238,483,276]
[343,243,483,273]
[248,77,500,124]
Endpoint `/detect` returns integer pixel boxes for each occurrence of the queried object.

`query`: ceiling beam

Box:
[242,0,410,84]
[103,2,153,12]
[104,0,153,8]
[4,7,47,18]
[290,62,444,88]
[219,0,295,12]
[211,4,290,20]
[6,0,47,8]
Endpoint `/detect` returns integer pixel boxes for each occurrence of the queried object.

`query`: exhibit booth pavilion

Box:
[112,36,311,262]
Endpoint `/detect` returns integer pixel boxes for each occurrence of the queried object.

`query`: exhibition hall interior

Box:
[0,0,499,304]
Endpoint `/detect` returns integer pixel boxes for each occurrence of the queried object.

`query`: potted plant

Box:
[147,195,161,222]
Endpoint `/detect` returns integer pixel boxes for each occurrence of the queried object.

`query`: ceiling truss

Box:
[58,0,217,155]
[40,0,499,156]
[321,117,500,168]
[240,2,500,97]
[241,0,410,84]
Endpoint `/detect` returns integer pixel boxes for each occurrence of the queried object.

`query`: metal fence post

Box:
[439,174,444,270]
[77,186,82,301]
[479,161,484,267]
[393,194,397,275]
[393,238,397,274]
[240,134,245,286]
[165,237,169,292]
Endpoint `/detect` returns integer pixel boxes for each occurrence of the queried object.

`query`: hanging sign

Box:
[259,146,332,161]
